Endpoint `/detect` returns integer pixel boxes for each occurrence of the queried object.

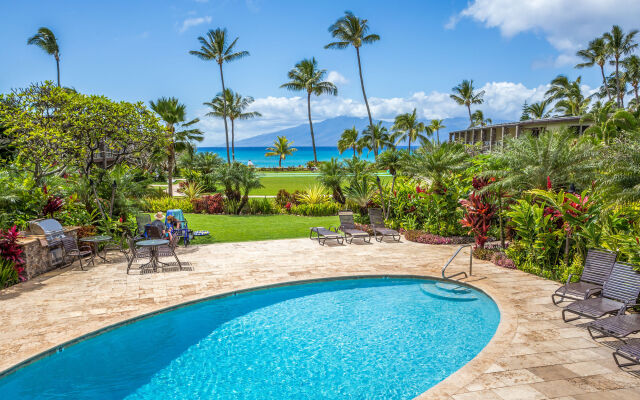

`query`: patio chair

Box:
[552,248,617,305]
[310,227,344,246]
[338,211,371,244]
[125,236,152,274]
[587,313,640,341]
[61,236,95,270]
[156,234,183,270]
[144,224,164,239]
[135,214,151,239]
[367,208,401,242]
[613,343,640,368]
[165,209,194,247]
[562,262,640,323]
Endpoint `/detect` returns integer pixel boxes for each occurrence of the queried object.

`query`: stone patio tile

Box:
[528,365,580,381]
[530,379,589,398]
[572,387,640,399]
[563,361,616,377]
[491,384,547,400]
[452,390,503,400]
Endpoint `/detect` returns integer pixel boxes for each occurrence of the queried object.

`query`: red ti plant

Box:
[0,226,25,280]
[43,196,64,218]
[460,177,495,249]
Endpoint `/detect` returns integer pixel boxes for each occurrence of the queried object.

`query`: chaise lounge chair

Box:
[309,227,344,246]
[338,211,371,244]
[562,261,640,323]
[552,248,617,305]
[367,208,401,242]
[613,343,640,368]
[587,313,640,341]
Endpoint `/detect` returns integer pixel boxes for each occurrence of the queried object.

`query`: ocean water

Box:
[197,146,377,167]
[0,278,499,400]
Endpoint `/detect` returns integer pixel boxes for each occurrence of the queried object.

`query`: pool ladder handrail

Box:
[442,244,473,280]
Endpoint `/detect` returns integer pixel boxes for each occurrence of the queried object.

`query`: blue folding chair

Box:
[165,209,193,247]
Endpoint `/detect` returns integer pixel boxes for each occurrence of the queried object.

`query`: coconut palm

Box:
[265,136,297,168]
[204,89,261,162]
[190,28,249,163]
[471,110,492,127]
[603,25,639,107]
[360,122,392,157]
[623,55,640,107]
[523,99,552,120]
[280,58,337,163]
[545,75,590,116]
[317,158,346,204]
[337,126,360,157]
[27,27,61,87]
[391,109,428,153]
[450,79,485,126]
[429,119,446,144]
[576,37,612,102]
[149,97,203,196]
[325,11,379,128]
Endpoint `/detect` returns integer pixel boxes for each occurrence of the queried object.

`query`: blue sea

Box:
[197,146,376,167]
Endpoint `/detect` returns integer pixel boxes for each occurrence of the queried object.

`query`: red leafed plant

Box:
[460,177,495,249]
[43,196,64,218]
[0,226,25,281]
[192,194,224,214]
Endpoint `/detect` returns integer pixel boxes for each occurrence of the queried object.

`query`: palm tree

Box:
[401,142,469,192]
[204,89,261,162]
[149,97,203,196]
[190,28,249,163]
[623,55,640,107]
[317,158,346,204]
[523,99,552,120]
[582,102,638,144]
[392,109,428,153]
[27,27,61,87]
[450,79,485,126]
[360,122,392,157]
[603,25,639,107]
[265,136,297,168]
[325,11,380,128]
[429,119,446,144]
[545,75,590,116]
[576,37,612,102]
[280,58,337,163]
[471,110,492,127]
[337,126,360,157]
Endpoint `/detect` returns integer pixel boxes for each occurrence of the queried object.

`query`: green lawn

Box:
[251,175,320,195]
[183,214,339,244]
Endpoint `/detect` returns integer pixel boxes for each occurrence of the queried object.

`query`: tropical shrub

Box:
[459,177,495,249]
[0,225,25,286]
[245,197,277,215]
[289,202,341,216]
[192,194,224,214]
[403,230,473,245]
[140,196,194,213]
[297,185,330,205]
[0,258,19,289]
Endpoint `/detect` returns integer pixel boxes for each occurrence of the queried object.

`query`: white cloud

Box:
[194,81,559,145]
[451,0,640,66]
[327,71,349,85]
[179,16,212,33]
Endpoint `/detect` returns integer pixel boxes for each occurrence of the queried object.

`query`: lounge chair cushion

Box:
[341,228,369,237]
[311,227,340,237]
[373,226,399,236]
[564,297,624,318]
[588,314,640,338]
[555,281,602,299]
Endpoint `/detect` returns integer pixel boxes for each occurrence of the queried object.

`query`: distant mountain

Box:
[234,116,499,147]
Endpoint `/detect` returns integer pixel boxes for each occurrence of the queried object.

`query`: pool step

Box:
[420,282,478,302]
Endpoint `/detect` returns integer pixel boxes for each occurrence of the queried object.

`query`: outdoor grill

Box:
[28,218,67,267]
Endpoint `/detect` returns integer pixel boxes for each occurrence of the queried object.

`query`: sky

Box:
[2,0,640,145]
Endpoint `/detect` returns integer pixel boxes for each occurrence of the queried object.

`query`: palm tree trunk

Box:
[355,47,373,128]
[168,142,175,197]
[279,157,282,168]
[436,128,440,144]
[55,56,60,87]
[231,118,235,162]
[218,63,231,164]
[634,85,639,105]
[600,64,611,101]
[352,146,356,158]
[408,138,411,154]
[615,55,622,107]
[467,105,473,126]
[307,92,318,163]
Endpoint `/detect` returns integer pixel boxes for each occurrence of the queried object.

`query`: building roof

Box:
[449,115,585,135]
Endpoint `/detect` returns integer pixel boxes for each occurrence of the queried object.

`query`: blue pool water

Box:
[0,278,499,399]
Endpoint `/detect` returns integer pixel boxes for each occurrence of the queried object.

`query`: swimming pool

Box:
[0,277,499,399]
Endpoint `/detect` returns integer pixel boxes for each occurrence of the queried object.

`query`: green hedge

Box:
[139,197,194,213]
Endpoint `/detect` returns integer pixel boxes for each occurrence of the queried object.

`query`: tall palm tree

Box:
[429,119,446,144]
[204,89,261,162]
[576,37,612,102]
[545,75,590,116]
[190,28,249,164]
[603,25,639,107]
[450,79,485,126]
[27,27,61,87]
[280,58,337,163]
[523,99,552,119]
[471,110,492,127]
[325,11,380,128]
[149,97,203,196]
[360,122,392,157]
[265,136,297,168]
[337,126,360,157]
[623,55,640,107]
[391,108,428,153]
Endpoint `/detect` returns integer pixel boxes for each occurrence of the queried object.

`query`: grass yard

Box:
[183,214,340,244]
[251,175,320,195]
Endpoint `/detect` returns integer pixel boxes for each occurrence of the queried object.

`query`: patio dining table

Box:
[136,239,169,272]
[79,235,112,262]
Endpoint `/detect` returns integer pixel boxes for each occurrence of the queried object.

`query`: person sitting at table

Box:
[151,212,172,240]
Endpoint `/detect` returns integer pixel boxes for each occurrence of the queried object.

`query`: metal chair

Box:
[61,236,95,270]
[135,214,151,240]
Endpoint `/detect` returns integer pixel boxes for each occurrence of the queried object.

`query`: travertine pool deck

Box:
[1,238,640,399]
